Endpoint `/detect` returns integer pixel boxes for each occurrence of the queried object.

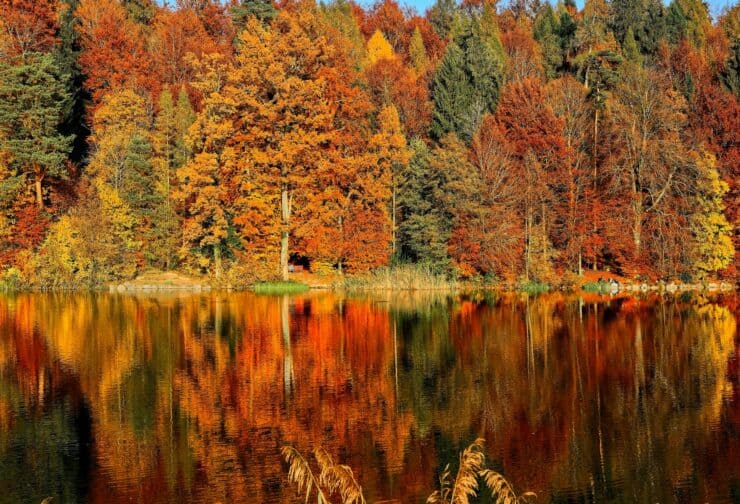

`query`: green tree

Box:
[720,39,740,97]
[534,6,563,79]
[231,0,277,30]
[121,0,156,24]
[0,53,73,209]
[56,0,88,164]
[666,0,711,48]
[397,139,449,271]
[409,26,430,74]
[431,17,504,141]
[428,0,457,40]
[622,27,643,64]
[609,0,667,57]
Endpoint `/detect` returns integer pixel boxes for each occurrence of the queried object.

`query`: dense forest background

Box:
[0,0,736,287]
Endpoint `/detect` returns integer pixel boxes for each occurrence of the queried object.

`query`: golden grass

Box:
[282,446,365,504]
[283,439,533,504]
[343,264,457,291]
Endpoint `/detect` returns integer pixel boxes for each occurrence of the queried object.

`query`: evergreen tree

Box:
[56,0,88,164]
[409,26,430,74]
[397,139,449,271]
[720,39,740,98]
[121,0,156,24]
[431,43,471,140]
[610,0,666,57]
[231,0,277,31]
[557,10,578,56]
[0,53,73,208]
[428,0,457,40]
[622,26,643,64]
[534,5,563,78]
[431,16,504,141]
[666,0,711,47]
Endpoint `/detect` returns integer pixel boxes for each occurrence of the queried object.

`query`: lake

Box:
[0,291,737,503]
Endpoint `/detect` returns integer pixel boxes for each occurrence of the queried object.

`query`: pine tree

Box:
[409,26,430,74]
[121,0,156,24]
[231,0,276,31]
[428,0,457,40]
[666,0,711,48]
[431,16,504,141]
[622,27,643,65]
[56,0,88,164]
[431,43,472,140]
[0,53,73,209]
[610,0,667,57]
[534,6,563,79]
[720,39,740,98]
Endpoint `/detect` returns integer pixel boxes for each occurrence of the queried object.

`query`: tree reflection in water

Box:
[0,291,736,503]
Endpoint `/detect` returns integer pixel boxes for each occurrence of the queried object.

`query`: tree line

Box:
[0,0,736,287]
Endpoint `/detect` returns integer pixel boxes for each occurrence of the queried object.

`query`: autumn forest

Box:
[0,0,737,288]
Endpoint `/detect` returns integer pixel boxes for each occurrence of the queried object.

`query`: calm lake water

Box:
[0,291,737,503]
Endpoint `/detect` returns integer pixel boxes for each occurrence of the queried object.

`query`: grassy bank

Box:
[253,281,309,294]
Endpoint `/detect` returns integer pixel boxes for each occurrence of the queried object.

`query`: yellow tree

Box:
[225,12,334,280]
[690,151,734,277]
[370,104,410,257]
[175,54,234,278]
[367,29,395,64]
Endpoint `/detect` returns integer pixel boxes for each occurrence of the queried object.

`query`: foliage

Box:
[0,0,736,287]
[0,52,73,208]
[690,152,734,276]
[431,14,504,142]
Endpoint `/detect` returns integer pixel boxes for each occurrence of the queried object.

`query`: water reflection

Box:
[0,291,737,503]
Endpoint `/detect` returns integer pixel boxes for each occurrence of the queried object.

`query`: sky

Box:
[385,0,737,18]
[156,0,737,22]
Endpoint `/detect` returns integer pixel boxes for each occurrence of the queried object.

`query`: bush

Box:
[1,267,23,291]
[518,280,549,294]
[582,281,609,293]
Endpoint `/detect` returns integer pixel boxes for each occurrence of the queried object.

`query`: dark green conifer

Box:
[0,53,73,208]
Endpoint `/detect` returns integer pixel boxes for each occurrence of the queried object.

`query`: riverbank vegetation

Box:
[283,439,535,504]
[0,0,736,290]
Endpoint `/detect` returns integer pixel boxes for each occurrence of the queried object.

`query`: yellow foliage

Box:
[366,30,395,64]
[88,88,151,186]
[690,151,734,276]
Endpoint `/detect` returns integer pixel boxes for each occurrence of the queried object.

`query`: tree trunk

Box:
[214,243,222,280]
[591,107,599,271]
[632,170,642,254]
[391,179,397,256]
[280,182,290,281]
[34,166,44,209]
[525,211,531,282]
[633,208,642,253]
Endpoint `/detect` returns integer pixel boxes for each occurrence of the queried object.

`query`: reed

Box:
[283,439,533,504]
[427,438,534,504]
[253,281,309,294]
[282,446,365,504]
[343,264,456,291]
